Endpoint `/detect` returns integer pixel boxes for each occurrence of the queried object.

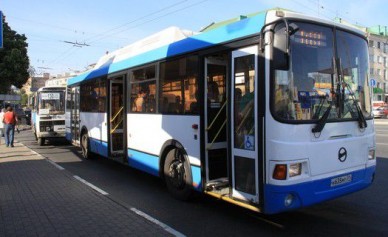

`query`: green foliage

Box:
[373,87,384,94]
[0,15,30,93]
[21,93,28,106]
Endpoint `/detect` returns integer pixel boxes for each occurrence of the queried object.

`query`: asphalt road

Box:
[15,123,388,237]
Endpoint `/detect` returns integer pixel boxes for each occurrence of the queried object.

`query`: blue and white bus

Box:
[66,9,376,214]
[32,86,67,146]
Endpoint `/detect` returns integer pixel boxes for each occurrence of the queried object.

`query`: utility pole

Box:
[0,11,3,49]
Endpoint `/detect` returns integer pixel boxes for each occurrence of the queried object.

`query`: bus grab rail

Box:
[110,106,124,123]
[110,118,123,134]
[206,100,227,150]
[206,100,227,131]
[206,119,227,150]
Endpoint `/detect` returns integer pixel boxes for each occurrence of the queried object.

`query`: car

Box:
[372,106,387,118]
[382,106,388,117]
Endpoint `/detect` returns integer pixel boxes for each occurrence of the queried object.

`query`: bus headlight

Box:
[368,148,376,160]
[289,163,302,177]
[272,161,307,180]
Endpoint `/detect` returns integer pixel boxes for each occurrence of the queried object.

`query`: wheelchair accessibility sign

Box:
[244,135,254,150]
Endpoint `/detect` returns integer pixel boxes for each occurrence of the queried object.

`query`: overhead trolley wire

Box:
[84,0,190,44]
[85,0,211,44]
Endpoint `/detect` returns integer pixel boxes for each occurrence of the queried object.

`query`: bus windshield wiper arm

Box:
[312,102,332,133]
[355,100,367,129]
[344,82,367,129]
[312,96,327,120]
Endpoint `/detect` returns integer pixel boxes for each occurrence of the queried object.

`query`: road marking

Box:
[377,143,388,146]
[28,147,66,171]
[130,207,186,237]
[73,175,109,195]
[30,149,43,157]
[72,176,184,236]
[46,159,65,170]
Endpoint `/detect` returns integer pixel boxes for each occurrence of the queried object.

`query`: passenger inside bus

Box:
[147,94,156,112]
[189,90,199,113]
[135,90,146,112]
[168,96,183,114]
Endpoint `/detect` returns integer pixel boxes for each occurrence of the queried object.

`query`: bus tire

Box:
[163,148,192,200]
[33,125,38,141]
[38,137,45,146]
[81,132,92,159]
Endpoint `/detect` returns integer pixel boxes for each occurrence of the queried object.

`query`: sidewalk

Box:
[0,140,176,237]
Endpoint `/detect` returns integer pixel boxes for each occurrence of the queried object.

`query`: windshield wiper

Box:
[336,56,367,129]
[312,96,327,120]
[312,57,338,134]
[343,82,367,129]
[312,101,333,133]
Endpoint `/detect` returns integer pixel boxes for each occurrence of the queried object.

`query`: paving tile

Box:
[0,141,174,237]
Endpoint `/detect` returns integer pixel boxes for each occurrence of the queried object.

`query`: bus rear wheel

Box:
[163,148,192,200]
[81,132,92,159]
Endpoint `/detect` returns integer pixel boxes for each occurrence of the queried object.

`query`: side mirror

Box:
[273,25,290,70]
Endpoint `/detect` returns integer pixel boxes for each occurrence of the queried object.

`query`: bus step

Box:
[205,177,229,191]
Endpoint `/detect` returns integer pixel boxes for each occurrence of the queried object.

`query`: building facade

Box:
[368,26,388,102]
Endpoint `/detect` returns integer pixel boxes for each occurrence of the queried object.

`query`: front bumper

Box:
[263,166,376,214]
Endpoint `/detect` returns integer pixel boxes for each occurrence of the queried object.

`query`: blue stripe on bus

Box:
[89,138,108,158]
[263,166,376,214]
[127,149,202,191]
[127,149,160,177]
[68,13,266,86]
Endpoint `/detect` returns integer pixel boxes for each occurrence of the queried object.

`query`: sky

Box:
[1,0,388,76]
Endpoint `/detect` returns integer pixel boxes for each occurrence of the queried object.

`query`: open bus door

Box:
[70,87,80,145]
[231,46,260,203]
[204,56,228,188]
[108,75,125,159]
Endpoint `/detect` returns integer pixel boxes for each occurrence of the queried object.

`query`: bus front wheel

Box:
[81,132,92,159]
[38,137,45,146]
[163,148,192,200]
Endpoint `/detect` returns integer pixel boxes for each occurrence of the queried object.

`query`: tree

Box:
[0,14,30,94]
[21,93,28,106]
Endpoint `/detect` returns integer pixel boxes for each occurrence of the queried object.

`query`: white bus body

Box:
[66,9,376,214]
[32,87,66,146]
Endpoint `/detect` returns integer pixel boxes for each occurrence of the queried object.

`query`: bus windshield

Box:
[272,22,371,122]
[38,91,66,115]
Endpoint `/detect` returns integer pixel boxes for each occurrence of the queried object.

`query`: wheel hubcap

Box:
[168,160,185,189]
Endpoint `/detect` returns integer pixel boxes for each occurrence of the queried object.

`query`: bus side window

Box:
[148,94,156,112]
[160,97,169,113]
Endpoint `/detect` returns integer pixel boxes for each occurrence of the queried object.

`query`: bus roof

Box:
[67,11,267,86]
[67,9,366,86]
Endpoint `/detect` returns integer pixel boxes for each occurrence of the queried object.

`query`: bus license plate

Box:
[330,174,352,187]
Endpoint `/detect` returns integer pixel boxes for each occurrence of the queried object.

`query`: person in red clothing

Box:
[2,106,18,147]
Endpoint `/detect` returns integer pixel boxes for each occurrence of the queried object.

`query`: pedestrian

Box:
[3,106,18,147]
[0,108,5,143]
